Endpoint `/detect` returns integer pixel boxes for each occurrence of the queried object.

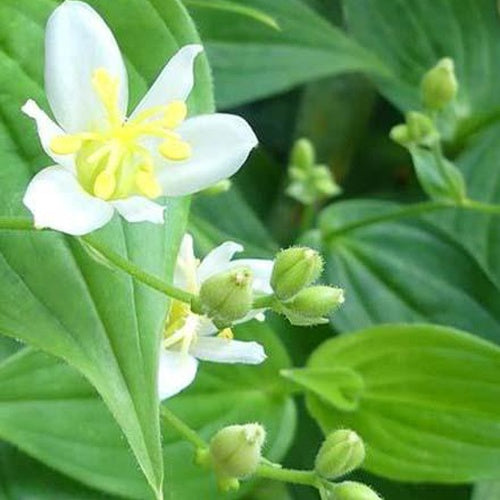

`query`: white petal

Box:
[157,114,258,197]
[111,196,165,224]
[23,166,114,236]
[45,1,128,133]
[190,337,266,364]
[158,349,198,400]
[174,234,199,291]
[232,259,274,295]
[197,241,243,284]
[22,100,75,171]
[130,45,203,119]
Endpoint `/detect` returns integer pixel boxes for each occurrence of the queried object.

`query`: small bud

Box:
[290,138,315,170]
[405,111,437,145]
[389,124,411,147]
[312,166,342,198]
[199,267,254,326]
[315,430,365,480]
[210,424,266,480]
[271,247,323,300]
[331,481,382,500]
[421,57,458,110]
[287,286,344,318]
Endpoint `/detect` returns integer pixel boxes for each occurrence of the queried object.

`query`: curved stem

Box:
[160,406,207,449]
[81,235,195,305]
[253,294,276,309]
[255,464,320,488]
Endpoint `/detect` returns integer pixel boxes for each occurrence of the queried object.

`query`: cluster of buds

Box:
[198,424,380,498]
[270,247,344,325]
[287,138,341,206]
[390,57,458,149]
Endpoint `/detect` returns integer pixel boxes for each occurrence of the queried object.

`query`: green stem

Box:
[325,198,500,242]
[81,235,195,305]
[253,294,276,309]
[299,204,316,233]
[160,406,207,449]
[255,464,320,488]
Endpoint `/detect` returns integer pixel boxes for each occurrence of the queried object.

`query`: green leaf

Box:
[0,321,295,498]
[0,442,110,499]
[343,0,500,137]
[0,0,213,495]
[315,199,500,342]
[188,0,387,108]
[302,323,500,482]
[184,0,280,30]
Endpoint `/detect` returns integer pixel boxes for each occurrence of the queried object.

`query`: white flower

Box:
[22,1,258,236]
[158,234,273,400]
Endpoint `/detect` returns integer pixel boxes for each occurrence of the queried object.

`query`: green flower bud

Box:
[315,429,365,479]
[405,111,437,145]
[291,138,315,170]
[312,166,342,197]
[331,481,382,500]
[199,267,253,326]
[287,285,344,318]
[421,57,458,110]
[271,247,324,300]
[210,424,266,481]
[389,124,411,147]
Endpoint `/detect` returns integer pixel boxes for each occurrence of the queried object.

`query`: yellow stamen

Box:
[159,138,192,161]
[136,170,162,199]
[50,135,83,155]
[164,101,187,129]
[92,68,122,127]
[94,171,116,200]
[218,328,234,340]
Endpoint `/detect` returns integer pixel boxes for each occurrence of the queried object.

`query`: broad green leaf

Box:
[188,0,387,108]
[314,199,500,342]
[0,0,212,495]
[0,322,295,499]
[300,323,500,482]
[343,0,500,138]
[0,442,110,500]
[433,122,500,282]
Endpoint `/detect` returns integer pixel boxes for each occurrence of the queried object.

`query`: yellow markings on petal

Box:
[50,135,83,155]
[159,137,192,161]
[93,171,116,200]
[164,101,187,129]
[218,328,234,340]
[136,170,162,199]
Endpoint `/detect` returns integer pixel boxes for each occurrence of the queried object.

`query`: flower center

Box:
[49,68,192,200]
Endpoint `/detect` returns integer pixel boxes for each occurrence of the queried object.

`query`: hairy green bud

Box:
[315,429,365,479]
[199,267,253,326]
[287,286,344,318]
[210,424,266,482]
[291,138,315,170]
[330,481,382,500]
[421,57,458,110]
[390,113,438,148]
[271,247,323,300]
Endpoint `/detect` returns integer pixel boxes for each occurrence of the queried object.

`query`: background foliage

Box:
[0,0,499,499]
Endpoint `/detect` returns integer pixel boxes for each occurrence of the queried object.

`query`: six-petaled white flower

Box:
[22,1,257,235]
[158,234,273,400]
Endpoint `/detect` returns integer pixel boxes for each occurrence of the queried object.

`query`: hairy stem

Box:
[160,406,207,449]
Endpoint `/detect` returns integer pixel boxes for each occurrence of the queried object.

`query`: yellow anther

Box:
[164,101,187,129]
[136,170,162,199]
[93,170,116,200]
[50,135,83,155]
[159,138,192,161]
[218,328,234,340]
